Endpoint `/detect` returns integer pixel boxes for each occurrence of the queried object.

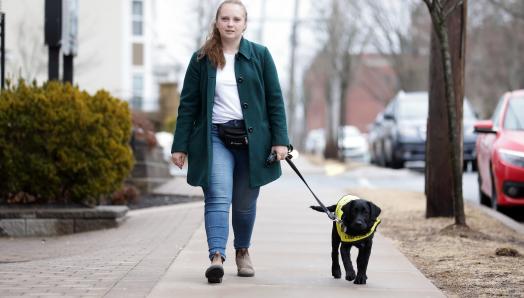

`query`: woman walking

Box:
[171,0,290,284]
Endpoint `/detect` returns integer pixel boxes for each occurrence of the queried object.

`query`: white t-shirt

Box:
[212,53,243,124]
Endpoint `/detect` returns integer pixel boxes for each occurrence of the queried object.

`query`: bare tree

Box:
[7,19,47,81]
[422,0,467,226]
[6,16,99,84]
[367,0,430,94]
[193,0,221,50]
[486,0,524,20]
[467,0,524,117]
[313,0,365,159]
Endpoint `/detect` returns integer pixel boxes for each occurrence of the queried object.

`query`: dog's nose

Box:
[355,220,366,230]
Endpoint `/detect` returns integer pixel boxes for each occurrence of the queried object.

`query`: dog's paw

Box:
[332,266,341,279]
[345,270,356,282]
[353,273,367,284]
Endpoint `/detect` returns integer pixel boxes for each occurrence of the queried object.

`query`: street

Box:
[292,159,523,223]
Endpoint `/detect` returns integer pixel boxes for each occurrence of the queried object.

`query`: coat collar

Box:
[204,37,251,74]
[237,37,252,60]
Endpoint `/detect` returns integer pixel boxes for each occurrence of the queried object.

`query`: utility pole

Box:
[287,0,300,144]
[45,0,62,81]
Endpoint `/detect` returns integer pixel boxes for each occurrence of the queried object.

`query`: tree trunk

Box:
[426,28,454,217]
[324,74,341,159]
[425,0,467,226]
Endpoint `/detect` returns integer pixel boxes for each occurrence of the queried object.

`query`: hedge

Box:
[0,80,134,205]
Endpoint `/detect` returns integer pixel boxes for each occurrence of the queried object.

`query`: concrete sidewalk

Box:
[0,157,445,297]
[148,157,445,297]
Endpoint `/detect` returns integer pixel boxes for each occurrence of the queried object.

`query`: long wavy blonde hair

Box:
[197,0,247,69]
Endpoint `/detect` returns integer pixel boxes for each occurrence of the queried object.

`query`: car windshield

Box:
[464,100,477,120]
[398,98,428,120]
[504,96,524,130]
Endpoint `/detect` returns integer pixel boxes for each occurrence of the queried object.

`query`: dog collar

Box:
[335,195,381,243]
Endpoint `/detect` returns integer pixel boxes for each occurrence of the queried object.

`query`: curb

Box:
[472,202,524,236]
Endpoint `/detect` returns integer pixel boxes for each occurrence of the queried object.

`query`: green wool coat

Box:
[171,38,290,188]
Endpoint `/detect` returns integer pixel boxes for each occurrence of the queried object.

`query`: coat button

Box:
[237,76,244,84]
[248,127,254,133]
[242,102,248,109]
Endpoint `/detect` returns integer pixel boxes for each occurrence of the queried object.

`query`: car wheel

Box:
[477,172,491,206]
[391,157,404,169]
[377,143,386,167]
[383,139,393,168]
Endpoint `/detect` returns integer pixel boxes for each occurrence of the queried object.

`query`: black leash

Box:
[284,155,336,221]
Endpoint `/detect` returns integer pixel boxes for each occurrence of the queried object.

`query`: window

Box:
[504,96,524,131]
[491,96,505,129]
[132,0,143,36]
[132,73,144,110]
[132,43,144,65]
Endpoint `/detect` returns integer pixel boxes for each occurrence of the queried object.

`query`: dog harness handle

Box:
[285,155,336,221]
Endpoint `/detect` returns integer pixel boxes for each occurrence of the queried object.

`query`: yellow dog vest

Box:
[335,195,381,243]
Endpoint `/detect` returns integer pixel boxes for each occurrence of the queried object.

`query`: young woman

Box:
[171,0,290,283]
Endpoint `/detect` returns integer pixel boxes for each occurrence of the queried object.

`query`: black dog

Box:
[311,195,381,285]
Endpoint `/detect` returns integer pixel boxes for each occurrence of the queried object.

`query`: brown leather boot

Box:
[205,251,224,283]
[236,248,255,277]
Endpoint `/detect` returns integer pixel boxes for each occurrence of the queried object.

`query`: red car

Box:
[474,90,524,210]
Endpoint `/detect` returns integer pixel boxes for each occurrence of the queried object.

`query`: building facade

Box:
[303,52,398,133]
[2,0,163,111]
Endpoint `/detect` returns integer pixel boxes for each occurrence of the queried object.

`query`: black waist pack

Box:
[217,124,249,149]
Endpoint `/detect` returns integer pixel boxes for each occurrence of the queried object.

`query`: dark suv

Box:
[376,91,477,169]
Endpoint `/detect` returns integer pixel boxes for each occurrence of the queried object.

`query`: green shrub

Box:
[0,80,134,205]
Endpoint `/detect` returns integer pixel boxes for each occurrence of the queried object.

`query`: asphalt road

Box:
[307,160,523,222]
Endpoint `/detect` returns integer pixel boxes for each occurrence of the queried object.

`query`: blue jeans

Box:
[203,120,260,261]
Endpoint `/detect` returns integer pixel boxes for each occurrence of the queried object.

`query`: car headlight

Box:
[499,149,524,168]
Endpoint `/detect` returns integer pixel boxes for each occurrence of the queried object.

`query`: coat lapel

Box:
[206,59,217,123]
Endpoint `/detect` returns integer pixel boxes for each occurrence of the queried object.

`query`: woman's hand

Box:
[171,152,187,169]
[272,145,289,161]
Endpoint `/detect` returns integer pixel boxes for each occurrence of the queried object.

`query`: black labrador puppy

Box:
[311,195,381,285]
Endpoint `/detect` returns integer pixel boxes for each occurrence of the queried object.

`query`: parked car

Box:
[372,91,477,169]
[368,112,386,166]
[305,128,325,156]
[474,90,524,210]
[337,125,369,162]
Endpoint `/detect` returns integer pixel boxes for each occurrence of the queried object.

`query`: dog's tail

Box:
[310,205,336,212]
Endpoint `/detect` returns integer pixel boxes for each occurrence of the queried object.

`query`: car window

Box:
[492,96,505,129]
[463,100,476,120]
[384,100,395,118]
[398,99,428,120]
[504,96,524,130]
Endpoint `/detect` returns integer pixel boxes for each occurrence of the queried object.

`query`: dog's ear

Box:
[367,201,381,222]
[342,200,355,214]
[341,200,355,222]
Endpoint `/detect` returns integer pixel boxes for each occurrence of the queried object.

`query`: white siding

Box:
[2,0,158,110]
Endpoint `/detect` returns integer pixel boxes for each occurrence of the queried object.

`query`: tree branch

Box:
[444,0,464,19]
[422,0,433,10]
[487,0,524,20]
